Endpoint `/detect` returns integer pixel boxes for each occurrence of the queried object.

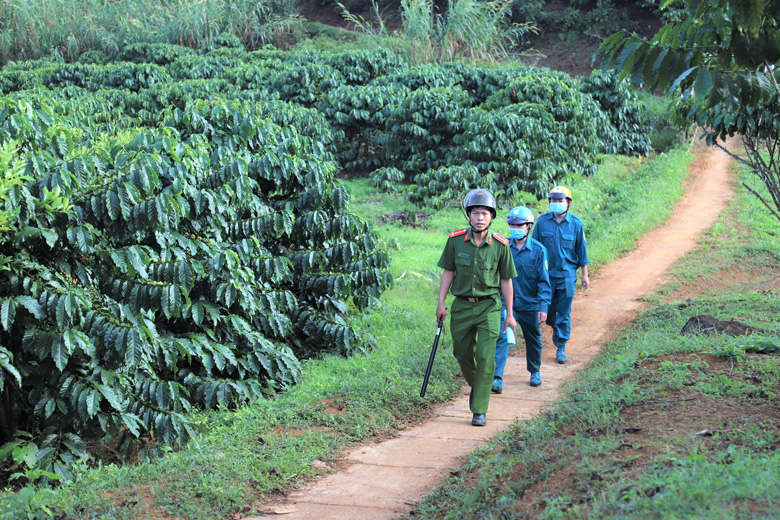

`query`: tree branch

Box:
[742,182,780,223]
[713,140,751,167]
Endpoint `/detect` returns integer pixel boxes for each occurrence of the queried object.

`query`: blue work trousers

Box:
[546,277,575,348]
[495,309,542,378]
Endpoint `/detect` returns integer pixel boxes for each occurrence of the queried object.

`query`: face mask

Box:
[550,202,567,215]
[509,228,527,240]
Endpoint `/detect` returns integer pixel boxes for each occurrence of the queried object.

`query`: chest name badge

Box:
[458,253,470,259]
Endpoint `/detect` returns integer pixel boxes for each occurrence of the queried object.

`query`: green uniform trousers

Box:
[450,296,501,414]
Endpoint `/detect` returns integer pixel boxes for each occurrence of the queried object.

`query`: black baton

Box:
[420,317,445,398]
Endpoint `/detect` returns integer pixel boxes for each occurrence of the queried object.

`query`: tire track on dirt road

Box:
[253,142,736,519]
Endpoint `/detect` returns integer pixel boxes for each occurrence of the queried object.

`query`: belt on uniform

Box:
[457,295,495,303]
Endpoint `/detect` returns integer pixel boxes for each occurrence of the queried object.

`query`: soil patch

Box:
[484,353,780,518]
[334,169,367,181]
[312,397,348,414]
[379,210,431,227]
[681,315,769,336]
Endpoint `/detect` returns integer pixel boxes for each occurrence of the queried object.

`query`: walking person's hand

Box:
[538,311,547,324]
[504,313,517,335]
[436,303,447,323]
[582,273,590,290]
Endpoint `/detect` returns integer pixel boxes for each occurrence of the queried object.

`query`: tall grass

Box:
[0,0,300,64]
[341,0,537,64]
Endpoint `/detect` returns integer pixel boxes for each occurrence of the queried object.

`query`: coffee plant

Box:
[383,86,472,174]
[0,41,651,483]
[580,69,651,156]
[368,167,406,193]
[318,84,408,170]
[0,93,391,481]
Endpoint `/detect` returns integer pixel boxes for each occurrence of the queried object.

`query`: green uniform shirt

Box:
[437,229,517,297]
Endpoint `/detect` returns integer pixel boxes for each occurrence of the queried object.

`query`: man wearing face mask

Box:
[436,189,517,427]
[531,186,589,364]
[492,207,551,391]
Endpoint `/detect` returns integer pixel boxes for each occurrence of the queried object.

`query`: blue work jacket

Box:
[506,237,551,314]
[531,212,589,280]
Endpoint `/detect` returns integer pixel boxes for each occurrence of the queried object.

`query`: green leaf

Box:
[0,441,21,464]
[0,348,22,389]
[96,384,123,411]
[162,285,172,318]
[176,262,193,288]
[694,67,713,98]
[15,296,43,319]
[86,389,100,418]
[121,413,142,436]
[191,302,203,325]
[13,445,37,469]
[44,398,56,418]
[0,299,16,331]
[52,335,69,371]
[127,329,143,365]
[126,246,148,277]
[41,229,58,248]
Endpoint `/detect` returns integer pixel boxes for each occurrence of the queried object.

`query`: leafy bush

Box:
[0,95,391,481]
[455,104,559,199]
[369,63,465,90]
[262,61,346,106]
[118,43,196,66]
[368,167,405,192]
[383,86,472,174]
[409,164,493,209]
[318,84,409,170]
[167,55,246,80]
[580,69,651,156]
[323,48,406,85]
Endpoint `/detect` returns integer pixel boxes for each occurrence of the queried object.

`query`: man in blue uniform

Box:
[531,186,589,364]
[436,189,517,427]
[493,206,551,390]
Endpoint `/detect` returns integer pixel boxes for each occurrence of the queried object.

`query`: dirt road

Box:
[254,142,736,519]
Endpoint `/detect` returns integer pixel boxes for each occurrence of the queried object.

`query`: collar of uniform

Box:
[465,230,492,245]
[545,211,572,223]
[510,237,532,252]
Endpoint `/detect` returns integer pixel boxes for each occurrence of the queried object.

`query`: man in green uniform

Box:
[436,189,517,427]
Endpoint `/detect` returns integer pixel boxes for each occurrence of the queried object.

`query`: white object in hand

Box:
[506,326,516,346]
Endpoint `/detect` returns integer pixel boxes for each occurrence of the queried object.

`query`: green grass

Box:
[3,144,696,519]
[402,158,780,520]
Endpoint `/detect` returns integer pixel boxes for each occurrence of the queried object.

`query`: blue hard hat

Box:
[506,206,534,225]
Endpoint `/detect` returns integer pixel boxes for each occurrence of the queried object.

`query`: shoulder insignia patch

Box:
[449,228,468,238]
[492,233,509,246]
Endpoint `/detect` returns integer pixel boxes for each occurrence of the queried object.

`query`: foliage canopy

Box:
[597,0,780,221]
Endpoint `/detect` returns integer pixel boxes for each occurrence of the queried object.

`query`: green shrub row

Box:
[0,43,655,484]
[0,94,392,483]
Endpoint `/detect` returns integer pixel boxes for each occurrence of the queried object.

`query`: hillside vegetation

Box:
[0,1,710,518]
